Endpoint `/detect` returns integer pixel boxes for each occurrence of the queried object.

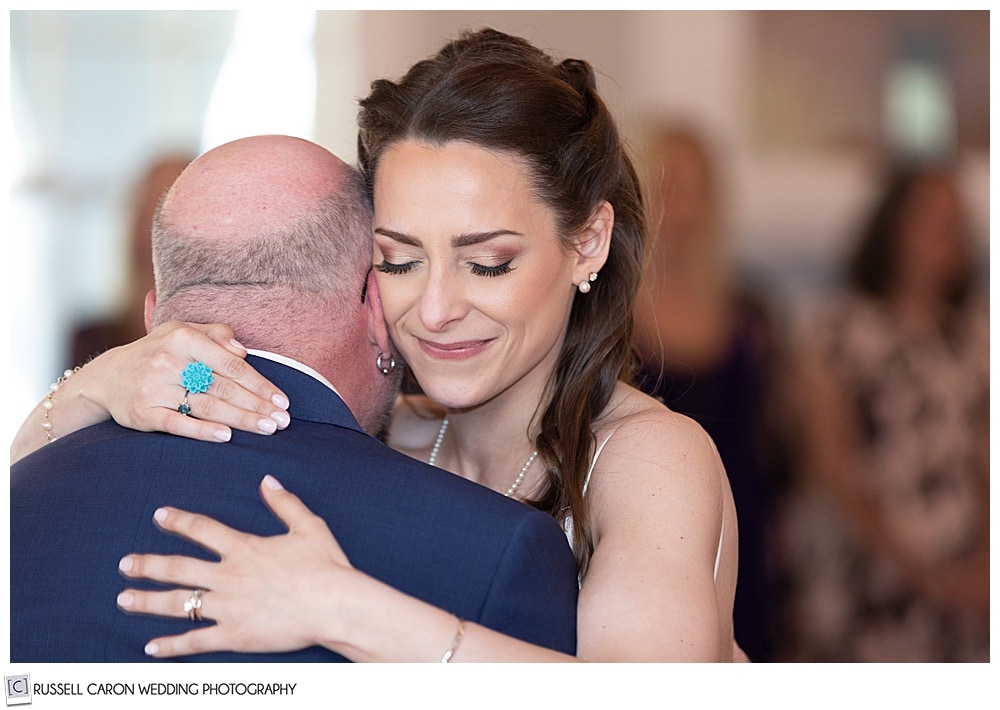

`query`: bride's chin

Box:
[415,382,483,412]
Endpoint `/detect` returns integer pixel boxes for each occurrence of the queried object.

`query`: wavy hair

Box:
[357,28,646,575]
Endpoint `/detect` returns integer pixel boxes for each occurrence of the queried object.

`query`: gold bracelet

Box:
[42,366,82,442]
[440,617,466,663]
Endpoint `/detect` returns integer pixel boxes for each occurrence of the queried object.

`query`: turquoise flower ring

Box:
[180,361,214,395]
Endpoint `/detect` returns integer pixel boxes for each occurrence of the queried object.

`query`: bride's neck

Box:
[440,397,542,492]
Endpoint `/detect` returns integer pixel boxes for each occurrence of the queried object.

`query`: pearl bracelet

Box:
[440,617,466,663]
[42,366,82,442]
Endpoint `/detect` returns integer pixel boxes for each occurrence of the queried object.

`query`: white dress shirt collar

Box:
[245,349,341,398]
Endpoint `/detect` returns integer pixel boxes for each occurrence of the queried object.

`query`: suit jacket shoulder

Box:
[10,357,578,661]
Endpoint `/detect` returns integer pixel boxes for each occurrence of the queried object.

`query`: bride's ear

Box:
[572,200,613,282]
[143,290,157,334]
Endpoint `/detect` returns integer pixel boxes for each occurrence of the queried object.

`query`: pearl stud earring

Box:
[577,272,598,293]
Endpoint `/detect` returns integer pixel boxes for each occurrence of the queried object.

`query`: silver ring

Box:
[183,589,204,621]
[177,392,192,416]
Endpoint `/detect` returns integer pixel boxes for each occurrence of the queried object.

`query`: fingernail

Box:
[215,428,232,442]
[272,393,290,409]
[229,338,246,351]
[117,591,133,608]
[257,418,277,434]
[153,508,168,523]
[262,474,284,491]
[118,557,133,573]
[270,410,290,429]
[145,642,159,656]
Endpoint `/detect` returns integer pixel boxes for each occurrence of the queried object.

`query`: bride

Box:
[12,28,742,662]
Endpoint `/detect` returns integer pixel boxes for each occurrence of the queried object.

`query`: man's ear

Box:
[572,200,614,284]
[363,269,392,356]
[143,290,156,334]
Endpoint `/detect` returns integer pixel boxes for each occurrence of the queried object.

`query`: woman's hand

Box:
[117,475,354,657]
[11,321,289,464]
[92,321,291,442]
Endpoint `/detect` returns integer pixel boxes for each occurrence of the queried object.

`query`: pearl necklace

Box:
[427,417,539,498]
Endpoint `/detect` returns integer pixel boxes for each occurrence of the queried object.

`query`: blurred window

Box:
[884,33,955,161]
[201,10,317,149]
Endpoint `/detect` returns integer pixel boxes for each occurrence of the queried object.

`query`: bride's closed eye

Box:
[374,259,418,275]
[469,260,513,277]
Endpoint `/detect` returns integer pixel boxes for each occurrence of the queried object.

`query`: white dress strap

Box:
[564,429,618,558]
[583,429,616,497]
[713,471,725,583]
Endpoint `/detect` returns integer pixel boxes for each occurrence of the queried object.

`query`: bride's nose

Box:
[418,266,470,332]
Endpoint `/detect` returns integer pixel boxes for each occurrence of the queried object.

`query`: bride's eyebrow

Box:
[373,228,524,248]
[373,228,421,247]
[451,230,522,248]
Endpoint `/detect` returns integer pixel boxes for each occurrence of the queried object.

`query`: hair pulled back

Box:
[358,28,646,575]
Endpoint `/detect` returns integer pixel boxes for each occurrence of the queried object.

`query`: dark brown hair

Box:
[848,165,972,308]
[357,28,646,575]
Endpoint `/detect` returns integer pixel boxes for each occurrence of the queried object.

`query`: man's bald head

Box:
[151,135,373,329]
[161,135,351,246]
[145,136,397,437]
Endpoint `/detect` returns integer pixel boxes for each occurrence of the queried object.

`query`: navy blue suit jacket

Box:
[10,355,578,662]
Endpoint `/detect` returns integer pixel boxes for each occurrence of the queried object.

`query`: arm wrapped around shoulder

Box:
[478,509,579,656]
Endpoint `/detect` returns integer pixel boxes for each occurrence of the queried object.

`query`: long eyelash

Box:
[470,260,513,277]
[374,260,417,275]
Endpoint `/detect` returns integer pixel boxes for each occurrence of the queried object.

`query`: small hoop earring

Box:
[376,352,396,376]
[577,272,598,294]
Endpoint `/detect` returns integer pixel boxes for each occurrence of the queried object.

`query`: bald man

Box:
[9,135,579,662]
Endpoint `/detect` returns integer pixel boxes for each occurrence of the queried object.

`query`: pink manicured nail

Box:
[270,410,290,429]
[117,591,133,608]
[229,338,246,351]
[257,418,277,434]
[153,508,168,523]
[145,643,159,656]
[272,393,290,409]
[118,557,133,573]
[215,428,232,442]
[262,475,284,491]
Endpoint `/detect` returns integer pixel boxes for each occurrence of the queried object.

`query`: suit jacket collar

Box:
[246,354,366,435]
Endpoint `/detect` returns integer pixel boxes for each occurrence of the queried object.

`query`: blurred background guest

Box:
[70,154,194,365]
[633,124,791,662]
[782,165,989,662]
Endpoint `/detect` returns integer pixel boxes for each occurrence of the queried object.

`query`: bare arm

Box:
[11,365,111,464]
[575,413,733,661]
[10,321,290,465]
[118,407,736,662]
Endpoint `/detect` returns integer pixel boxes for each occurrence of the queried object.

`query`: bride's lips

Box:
[417,337,494,360]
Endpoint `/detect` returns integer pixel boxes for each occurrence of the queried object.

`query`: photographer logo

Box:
[4,675,31,706]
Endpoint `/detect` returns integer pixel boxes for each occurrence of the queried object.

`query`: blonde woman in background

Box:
[634,125,789,661]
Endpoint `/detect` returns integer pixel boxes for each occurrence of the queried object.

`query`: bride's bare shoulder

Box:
[385,394,446,458]
[598,382,718,459]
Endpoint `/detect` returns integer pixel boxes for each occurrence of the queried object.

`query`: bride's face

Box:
[371,139,584,411]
